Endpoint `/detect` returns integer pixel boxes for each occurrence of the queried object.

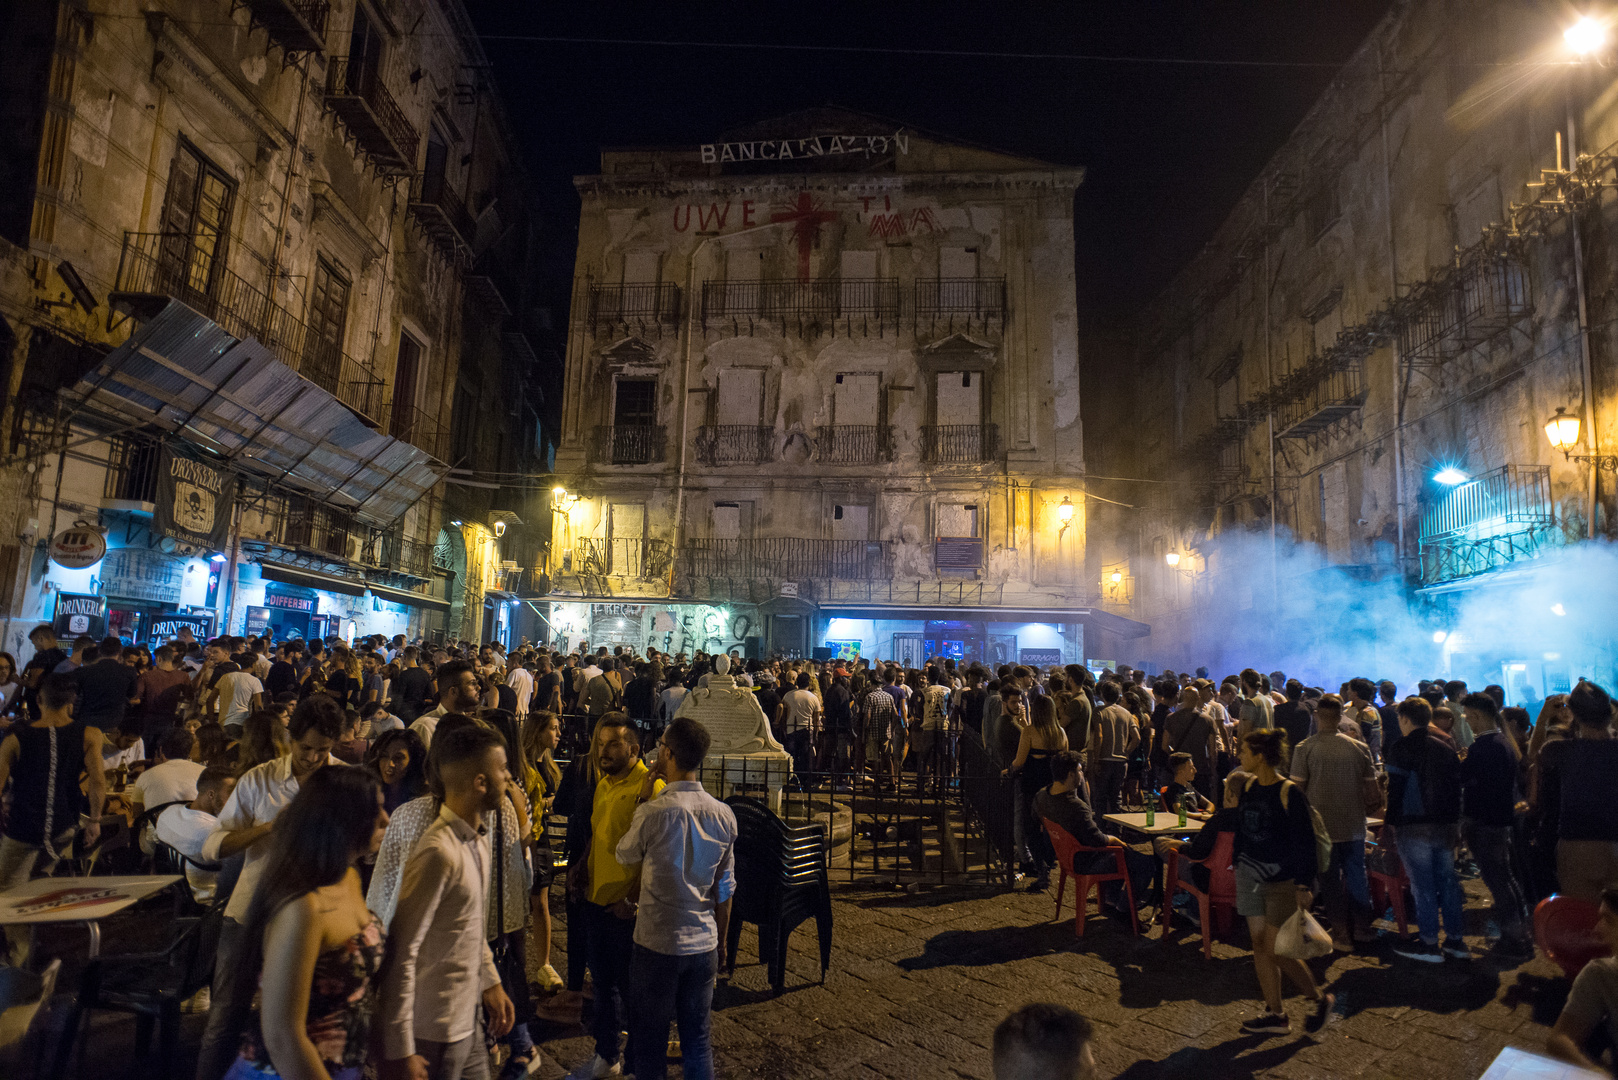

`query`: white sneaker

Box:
[536,962,564,991]
[569,1054,622,1079]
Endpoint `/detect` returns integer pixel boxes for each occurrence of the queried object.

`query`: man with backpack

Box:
[585,657,625,717]
[1290,695,1380,947]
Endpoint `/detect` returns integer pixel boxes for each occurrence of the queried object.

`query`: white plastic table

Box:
[0,875,179,957]
[1476,1045,1608,1080]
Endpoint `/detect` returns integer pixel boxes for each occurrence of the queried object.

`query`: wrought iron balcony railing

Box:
[587,283,681,332]
[376,532,435,579]
[1418,464,1558,586]
[701,279,901,331]
[815,425,890,465]
[388,402,449,462]
[592,425,665,466]
[238,0,328,54]
[284,500,353,559]
[407,171,476,259]
[107,232,386,425]
[922,424,999,464]
[696,425,773,465]
[576,537,673,579]
[324,57,419,173]
[102,435,160,504]
[915,277,1007,327]
[678,538,895,581]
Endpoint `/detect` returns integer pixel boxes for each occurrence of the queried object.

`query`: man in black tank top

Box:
[0,673,107,964]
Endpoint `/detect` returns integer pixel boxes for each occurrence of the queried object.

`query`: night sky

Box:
[463,1,1393,337]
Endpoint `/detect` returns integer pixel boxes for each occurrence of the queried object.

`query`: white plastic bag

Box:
[1274,906,1333,960]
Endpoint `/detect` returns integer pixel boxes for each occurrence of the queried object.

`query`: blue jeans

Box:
[627,944,716,1080]
[1395,822,1465,945]
[1332,838,1371,910]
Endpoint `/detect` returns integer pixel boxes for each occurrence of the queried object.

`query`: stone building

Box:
[548,108,1143,664]
[0,0,547,657]
[1085,0,1618,691]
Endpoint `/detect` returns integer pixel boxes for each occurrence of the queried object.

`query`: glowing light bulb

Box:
[1110,571,1123,584]
[1432,630,1448,644]
[1552,603,1567,617]
[1567,16,1607,55]
[1434,467,1468,485]
[1165,551,1181,567]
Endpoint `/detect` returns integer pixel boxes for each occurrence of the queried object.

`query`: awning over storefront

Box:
[485,590,520,602]
[259,563,367,596]
[70,300,448,528]
[369,582,451,611]
[817,604,1153,640]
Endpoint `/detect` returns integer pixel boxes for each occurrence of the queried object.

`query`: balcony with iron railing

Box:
[575,537,674,580]
[108,232,387,425]
[696,425,773,465]
[678,538,895,581]
[284,500,353,559]
[591,425,665,466]
[815,425,890,465]
[324,57,419,173]
[239,0,328,54]
[922,424,999,464]
[915,277,1007,330]
[1418,464,1558,586]
[388,402,450,462]
[701,278,901,334]
[373,532,435,580]
[407,171,476,259]
[102,436,160,506]
[587,283,682,333]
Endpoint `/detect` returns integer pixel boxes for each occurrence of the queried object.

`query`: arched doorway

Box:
[435,526,468,641]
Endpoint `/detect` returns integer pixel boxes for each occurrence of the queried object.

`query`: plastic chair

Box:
[724,797,833,993]
[56,895,226,1076]
[1163,830,1237,959]
[1535,895,1610,980]
[0,959,60,1079]
[1368,855,1414,939]
[1041,818,1139,938]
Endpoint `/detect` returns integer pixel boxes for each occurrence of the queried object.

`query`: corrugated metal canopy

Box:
[72,301,447,528]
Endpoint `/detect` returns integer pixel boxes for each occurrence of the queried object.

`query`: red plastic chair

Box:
[1041,818,1139,938]
[1163,831,1236,959]
[1367,855,1414,939]
[1535,896,1610,980]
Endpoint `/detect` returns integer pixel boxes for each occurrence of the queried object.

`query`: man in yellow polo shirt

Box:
[570,713,663,1080]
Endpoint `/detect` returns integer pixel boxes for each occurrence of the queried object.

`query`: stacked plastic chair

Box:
[723,796,833,993]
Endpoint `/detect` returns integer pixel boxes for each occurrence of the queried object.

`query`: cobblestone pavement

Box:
[535,876,1573,1080]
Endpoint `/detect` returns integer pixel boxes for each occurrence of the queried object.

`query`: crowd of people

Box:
[3,620,1618,1077]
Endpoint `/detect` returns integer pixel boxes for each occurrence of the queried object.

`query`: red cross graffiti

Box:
[770,193,838,282]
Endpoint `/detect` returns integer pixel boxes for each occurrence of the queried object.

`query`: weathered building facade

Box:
[0,0,547,657]
[1085,0,1618,691]
[549,109,1138,664]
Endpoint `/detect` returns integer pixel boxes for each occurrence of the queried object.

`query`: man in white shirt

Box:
[101,717,145,772]
[409,659,480,750]
[213,667,263,733]
[379,723,516,1079]
[194,695,345,1080]
[779,672,822,778]
[617,717,736,1080]
[154,766,236,902]
[131,728,206,849]
[507,660,534,718]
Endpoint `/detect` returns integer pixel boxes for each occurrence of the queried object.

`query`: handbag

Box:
[1274,905,1333,960]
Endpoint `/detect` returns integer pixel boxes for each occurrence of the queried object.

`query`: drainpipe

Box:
[1568,92,1600,540]
[1378,44,1409,572]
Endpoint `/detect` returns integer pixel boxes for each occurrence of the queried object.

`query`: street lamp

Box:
[1165,551,1180,567]
[1056,495,1074,538]
[1566,15,1608,55]
[1434,466,1468,485]
[1545,406,1618,471]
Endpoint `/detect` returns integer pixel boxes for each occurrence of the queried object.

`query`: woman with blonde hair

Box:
[1006,694,1069,890]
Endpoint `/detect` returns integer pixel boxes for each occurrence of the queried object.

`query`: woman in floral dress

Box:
[224,765,390,1080]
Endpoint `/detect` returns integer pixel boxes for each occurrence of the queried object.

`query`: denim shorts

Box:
[1234,864,1298,927]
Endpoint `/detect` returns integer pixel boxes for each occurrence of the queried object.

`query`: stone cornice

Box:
[144,10,293,154]
[574,168,1086,200]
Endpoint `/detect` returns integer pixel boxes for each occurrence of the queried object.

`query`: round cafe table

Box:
[0,875,180,958]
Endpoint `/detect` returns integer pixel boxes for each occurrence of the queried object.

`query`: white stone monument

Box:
[672,655,792,811]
